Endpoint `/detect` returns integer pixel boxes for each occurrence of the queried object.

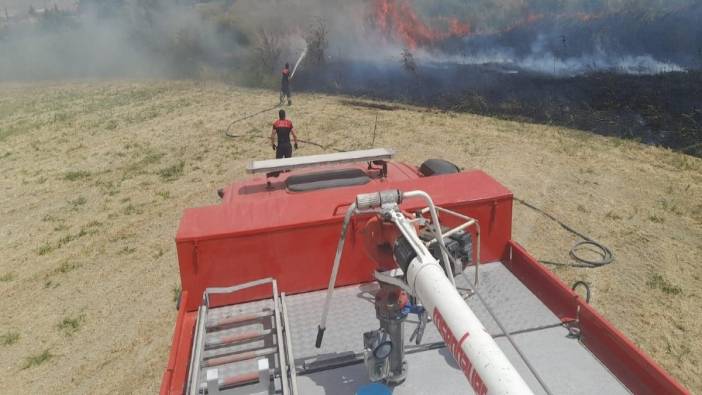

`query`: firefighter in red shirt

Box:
[280,63,292,105]
[271,109,298,159]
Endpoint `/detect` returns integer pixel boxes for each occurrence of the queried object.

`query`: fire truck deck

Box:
[187,261,629,394]
[161,150,687,394]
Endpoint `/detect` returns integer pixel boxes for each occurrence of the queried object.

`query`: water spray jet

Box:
[290,45,308,80]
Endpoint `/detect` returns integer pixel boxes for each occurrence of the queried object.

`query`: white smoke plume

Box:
[0,0,700,80]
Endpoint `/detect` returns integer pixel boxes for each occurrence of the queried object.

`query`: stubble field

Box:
[0,81,700,393]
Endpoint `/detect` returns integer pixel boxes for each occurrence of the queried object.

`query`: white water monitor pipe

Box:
[407,254,534,395]
[382,203,532,395]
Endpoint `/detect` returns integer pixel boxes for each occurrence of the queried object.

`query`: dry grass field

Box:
[1,81,701,394]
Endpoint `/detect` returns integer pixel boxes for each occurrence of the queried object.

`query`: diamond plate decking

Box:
[201,262,630,394]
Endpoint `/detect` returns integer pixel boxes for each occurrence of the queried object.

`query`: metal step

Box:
[205,329,274,350]
[186,278,298,395]
[207,310,274,331]
[204,347,278,368]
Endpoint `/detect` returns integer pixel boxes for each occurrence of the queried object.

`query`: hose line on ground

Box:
[514,198,614,268]
[222,104,347,152]
[223,104,280,137]
[222,105,612,269]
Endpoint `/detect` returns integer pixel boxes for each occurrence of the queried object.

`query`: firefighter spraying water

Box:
[279,47,308,106]
[280,63,292,106]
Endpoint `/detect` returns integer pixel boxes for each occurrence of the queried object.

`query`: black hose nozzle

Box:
[315,326,326,348]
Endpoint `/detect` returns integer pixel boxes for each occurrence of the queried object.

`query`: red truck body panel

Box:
[160,162,689,395]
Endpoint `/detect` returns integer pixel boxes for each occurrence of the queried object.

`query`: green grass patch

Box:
[57,228,88,248]
[153,247,165,259]
[605,211,622,221]
[68,196,87,210]
[42,214,59,222]
[576,205,590,214]
[647,273,683,295]
[118,246,137,255]
[85,220,103,229]
[158,161,185,182]
[123,149,165,179]
[104,119,118,131]
[0,272,17,282]
[44,280,59,289]
[123,203,143,215]
[157,191,171,200]
[648,214,665,223]
[57,314,85,336]
[1,331,20,346]
[142,151,164,165]
[173,284,181,303]
[56,261,81,274]
[53,111,73,124]
[95,179,119,196]
[63,170,91,181]
[38,226,92,255]
[53,223,69,232]
[668,155,699,171]
[22,349,53,369]
[693,204,702,223]
[37,243,55,256]
[648,214,665,224]
[0,119,45,141]
[658,199,683,216]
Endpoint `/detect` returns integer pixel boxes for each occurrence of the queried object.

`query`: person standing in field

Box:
[271,109,298,159]
[280,62,292,106]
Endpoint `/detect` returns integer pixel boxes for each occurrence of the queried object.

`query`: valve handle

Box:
[315,326,326,348]
[409,307,427,345]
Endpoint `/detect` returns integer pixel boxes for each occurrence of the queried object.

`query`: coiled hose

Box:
[514,198,614,268]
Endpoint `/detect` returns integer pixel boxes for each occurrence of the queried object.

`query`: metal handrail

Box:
[403,191,454,287]
[280,293,299,394]
[422,205,481,287]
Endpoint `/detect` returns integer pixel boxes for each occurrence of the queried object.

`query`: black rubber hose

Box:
[572,281,591,303]
[514,197,614,268]
[315,326,326,348]
[222,104,347,152]
[223,104,279,137]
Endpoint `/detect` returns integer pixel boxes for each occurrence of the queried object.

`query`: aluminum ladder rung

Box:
[200,371,260,390]
[200,360,272,394]
[205,329,273,350]
[207,310,274,331]
[203,346,278,368]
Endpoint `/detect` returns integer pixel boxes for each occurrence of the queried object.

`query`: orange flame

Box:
[374,0,471,49]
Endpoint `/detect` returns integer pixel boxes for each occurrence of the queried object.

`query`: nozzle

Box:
[315,326,326,348]
[355,189,401,210]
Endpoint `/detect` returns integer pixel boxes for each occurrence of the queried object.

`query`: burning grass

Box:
[0,81,700,393]
[295,65,702,158]
[339,99,401,111]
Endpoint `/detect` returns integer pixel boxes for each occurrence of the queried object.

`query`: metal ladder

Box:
[186,278,298,395]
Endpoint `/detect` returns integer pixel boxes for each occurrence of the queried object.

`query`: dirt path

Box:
[1,81,700,393]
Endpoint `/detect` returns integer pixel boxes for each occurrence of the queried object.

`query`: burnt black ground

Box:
[294,62,702,157]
